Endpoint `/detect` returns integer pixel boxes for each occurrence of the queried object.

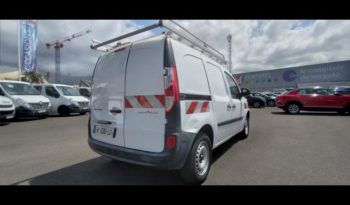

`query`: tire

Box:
[38,115,47,119]
[178,133,212,185]
[238,115,249,140]
[58,106,70,116]
[286,103,300,114]
[267,100,275,107]
[252,101,261,108]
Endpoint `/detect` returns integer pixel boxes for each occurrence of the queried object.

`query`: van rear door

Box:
[123,36,166,153]
[90,46,130,147]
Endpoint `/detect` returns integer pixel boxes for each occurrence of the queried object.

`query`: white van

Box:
[88,20,250,184]
[76,87,91,98]
[33,84,90,116]
[0,80,50,118]
[0,95,15,121]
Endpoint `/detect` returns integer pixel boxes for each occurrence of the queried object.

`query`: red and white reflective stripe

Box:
[186,101,210,114]
[244,102,248,109]
[125,95,165,108]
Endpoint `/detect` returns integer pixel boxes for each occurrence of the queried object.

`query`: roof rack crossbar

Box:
[90,20,226,64]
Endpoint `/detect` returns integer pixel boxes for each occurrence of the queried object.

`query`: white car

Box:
[33,84,89,116]
[88,21,250,184]
[0,80,50,118]
[0,95,15,121]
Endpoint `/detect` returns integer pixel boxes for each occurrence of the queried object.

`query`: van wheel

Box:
[58,106,70,116]
[238,116,249,140]
[286,103,300,114]
[178,133,212,185]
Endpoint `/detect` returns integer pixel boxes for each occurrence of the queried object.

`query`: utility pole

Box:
[227,34,232,73]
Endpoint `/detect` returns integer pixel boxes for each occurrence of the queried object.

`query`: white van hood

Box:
[0,96,13,105]
[65,96,89,102]
[12,95,50,103]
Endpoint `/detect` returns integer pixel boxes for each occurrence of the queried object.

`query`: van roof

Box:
[92,20,226,65]
[0,80,31,84]
[101,34,229,74]
[32,83,74,87]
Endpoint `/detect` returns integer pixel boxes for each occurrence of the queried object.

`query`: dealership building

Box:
[233,60,350,92]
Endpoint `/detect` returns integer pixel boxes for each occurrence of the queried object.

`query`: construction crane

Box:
[46,29,92,83]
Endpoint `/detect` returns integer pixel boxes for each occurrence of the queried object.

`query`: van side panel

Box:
[124,36,166,153]
[170,39,215,136]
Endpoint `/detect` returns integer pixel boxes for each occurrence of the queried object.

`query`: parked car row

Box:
[243,90,277,108]
[276,86,350,115]
[0,80,90,123]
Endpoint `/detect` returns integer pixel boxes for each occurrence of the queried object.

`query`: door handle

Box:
[227,104,231,111]
[110,108,122,114]
[231,104,236,109]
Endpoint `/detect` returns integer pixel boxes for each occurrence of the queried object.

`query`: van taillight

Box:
[166,135,177,149]
[164,67,179,112]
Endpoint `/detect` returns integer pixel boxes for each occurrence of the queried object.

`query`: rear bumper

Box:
[88,131,196,170]
[15,106,48,117]
[68,104,89,113]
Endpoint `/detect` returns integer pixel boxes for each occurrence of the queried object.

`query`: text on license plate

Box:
[94,125,116,138]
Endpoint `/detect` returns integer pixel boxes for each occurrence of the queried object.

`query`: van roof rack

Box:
[90,20,226,65]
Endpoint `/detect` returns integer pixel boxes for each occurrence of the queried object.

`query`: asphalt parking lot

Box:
[1,108,350,185]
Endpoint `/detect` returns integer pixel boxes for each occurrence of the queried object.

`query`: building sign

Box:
[283,70,297,82]
[20,20,38,73]
[234,60,350,90]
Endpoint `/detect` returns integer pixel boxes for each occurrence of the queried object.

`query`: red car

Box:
[276,87,350,114]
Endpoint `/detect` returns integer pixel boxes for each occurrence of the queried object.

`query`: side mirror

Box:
[240,88,251,97]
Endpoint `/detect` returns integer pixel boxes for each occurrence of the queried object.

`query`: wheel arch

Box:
[286,100,303,109]
[197,124,214,147]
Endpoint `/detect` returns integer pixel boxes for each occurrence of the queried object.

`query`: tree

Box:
[21,72,46,83]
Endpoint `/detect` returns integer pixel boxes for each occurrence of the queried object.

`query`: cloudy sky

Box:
[0,20,350,84]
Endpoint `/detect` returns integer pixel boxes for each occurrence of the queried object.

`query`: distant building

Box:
[0,70,21,80]
[0,70,48,83]
[233,60,350,92]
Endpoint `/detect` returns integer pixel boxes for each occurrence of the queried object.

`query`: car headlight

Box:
[17,99,31,109]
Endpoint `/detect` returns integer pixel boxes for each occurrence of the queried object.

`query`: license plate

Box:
[38,109,46,113]
[6,115,14,119]
[94,125,116,138]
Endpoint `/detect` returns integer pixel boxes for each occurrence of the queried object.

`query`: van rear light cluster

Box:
[166,135,177,149]
[164,67,179,112]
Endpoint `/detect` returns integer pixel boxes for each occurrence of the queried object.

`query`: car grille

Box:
[78,102,89,108]
[0,104,13,108]
[30,102,49,110]
[0,110,14,115]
